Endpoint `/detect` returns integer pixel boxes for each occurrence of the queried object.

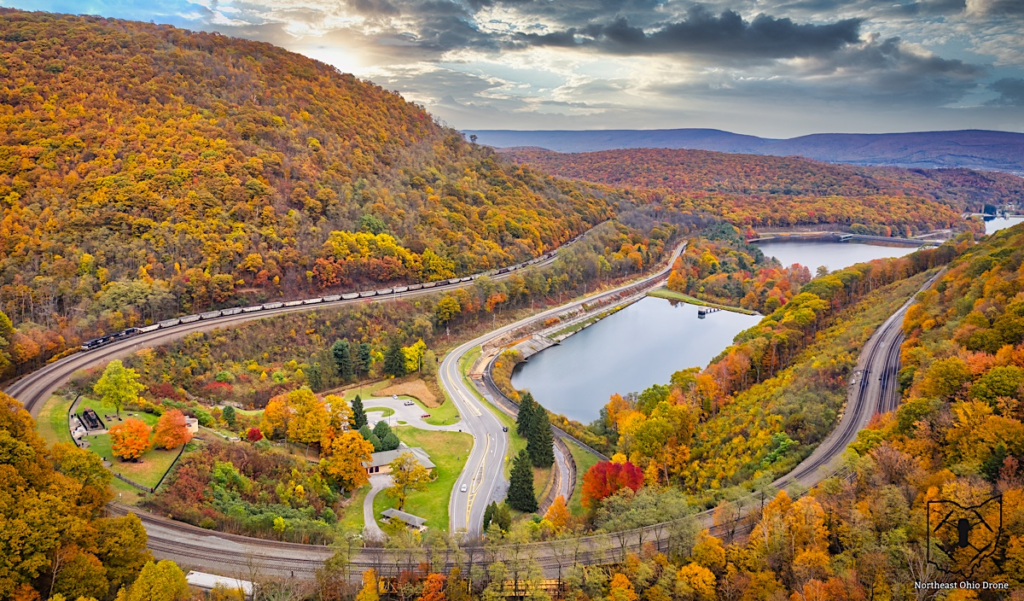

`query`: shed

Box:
[382,508,428,531]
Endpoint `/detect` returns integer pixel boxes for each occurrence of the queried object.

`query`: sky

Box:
[4,0,1023,137]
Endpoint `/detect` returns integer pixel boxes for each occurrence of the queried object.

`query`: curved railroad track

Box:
[6,241,938,580]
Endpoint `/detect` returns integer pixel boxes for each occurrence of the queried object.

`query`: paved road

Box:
[6,233,936,579]
[362,396,460,432]
[363,475,392,541]
[442,240,688,537]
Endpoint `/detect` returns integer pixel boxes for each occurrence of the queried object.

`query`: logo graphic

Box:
[926,495,1002,579]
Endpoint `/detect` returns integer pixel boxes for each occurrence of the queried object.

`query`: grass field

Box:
[647,287,757,315]
[38,394,74,447]
[337,486,368,533]
[372,426,472,531]
[364,406,395,417]
[566,439,601,515]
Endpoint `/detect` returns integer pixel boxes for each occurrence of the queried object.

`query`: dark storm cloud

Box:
[989,78,1024,106]
[508,7,863,59]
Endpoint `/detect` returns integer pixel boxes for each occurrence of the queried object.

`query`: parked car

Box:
[421,413,431,419]
[404,401,415,406]
[392,395,398,400]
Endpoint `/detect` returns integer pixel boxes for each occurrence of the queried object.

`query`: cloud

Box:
[989,78,1024,105]
[507,7,863,60]
[967,0,1024,17]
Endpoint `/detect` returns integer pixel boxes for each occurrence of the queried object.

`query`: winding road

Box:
[4,237,939,580]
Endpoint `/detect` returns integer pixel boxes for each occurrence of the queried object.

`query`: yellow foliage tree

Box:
[320,431,374,491]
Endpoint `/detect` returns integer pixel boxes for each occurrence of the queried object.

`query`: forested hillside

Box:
[0,10,613,376]
[502,147,1024,232]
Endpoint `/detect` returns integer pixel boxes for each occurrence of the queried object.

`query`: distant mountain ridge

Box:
[465,129,1024,173]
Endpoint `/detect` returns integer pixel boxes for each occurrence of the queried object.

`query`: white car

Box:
[404,401,415,406]
[460,483,468,493]
[392,395,398,400]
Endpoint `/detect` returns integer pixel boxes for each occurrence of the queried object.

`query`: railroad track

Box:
[7,239,940,580]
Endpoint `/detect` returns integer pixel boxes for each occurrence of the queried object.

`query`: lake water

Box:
[985,216,1024,235]
[511,297,760,423]
[755,241,917,273]
[513,240,922,423]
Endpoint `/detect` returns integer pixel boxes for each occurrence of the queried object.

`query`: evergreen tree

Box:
[357,342,372,376]
[528,408,555,468]
[516,392,537,438]
[507,449,538,513]
[482,501,496,532]
[352,395,367,430]
[358,425,383,453]
[307,361,323,392]
[331,339,353,380]
[384,340,406,378]
[372,420,392,441]
[381,431,400,452]
[222,406,236,429]
[494,503,512,531]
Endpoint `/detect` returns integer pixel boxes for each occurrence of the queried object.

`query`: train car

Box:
[283,300,304,307]
[460,276,471,282]
[342,292,359,300]
[242,305,263,313]
[508,265,518,272]
[393,286,409,293]
[497,267,509,274]
[158,318,181,328]
[302,297,323,305]
[200,311,222,320]
[139,324,160,333]
[81,336,110,350]
[408,283,423,291]
[264,302,283,310]
[359,290,376,298]
[375,288,393,295]
[111,328,139,340]
[180,315,201,324]
[222,307,243,316]
[323,294,341,302]
[448,278,460,285]
[423,282,437,289]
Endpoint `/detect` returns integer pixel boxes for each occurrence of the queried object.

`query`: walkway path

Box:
[363,474,392,542]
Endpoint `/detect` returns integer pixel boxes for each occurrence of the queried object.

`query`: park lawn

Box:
[109,476,147,505]
[340,380,389,402]
[372,427,472,532]
[567,440,601,515]
[337,485,368,533]
[402,394,459,426]
[74,396,183,489]
[38,394,74,447]
[85,432,182,489]
[364,406,395,417]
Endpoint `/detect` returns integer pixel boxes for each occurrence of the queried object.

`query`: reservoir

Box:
[511,297,760,423]
[512,240,924,424]
[985,216,1024,234]
[754,241,916,273]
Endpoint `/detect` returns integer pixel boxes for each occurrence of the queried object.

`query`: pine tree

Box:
[516,391,537,438]
[384,340,406,377]
[494,503,512,531]
[332,339,353,380]
[358,342,372,376]
[507,449,538,513]
[352,395,367,430]
[482,501,496,532]
[307,361,323,391]
[528,408,555,468]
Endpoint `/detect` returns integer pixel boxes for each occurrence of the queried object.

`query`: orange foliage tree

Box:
[109,418,152,461]
[152,410,192,450]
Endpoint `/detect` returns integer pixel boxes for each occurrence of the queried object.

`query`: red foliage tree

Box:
[581,461,643,509]
[246,427,264,442]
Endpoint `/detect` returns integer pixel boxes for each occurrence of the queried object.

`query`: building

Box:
[381,508,428,531]
[185,416,199,434]
[185,571,253,599]
[363,447,434,475]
